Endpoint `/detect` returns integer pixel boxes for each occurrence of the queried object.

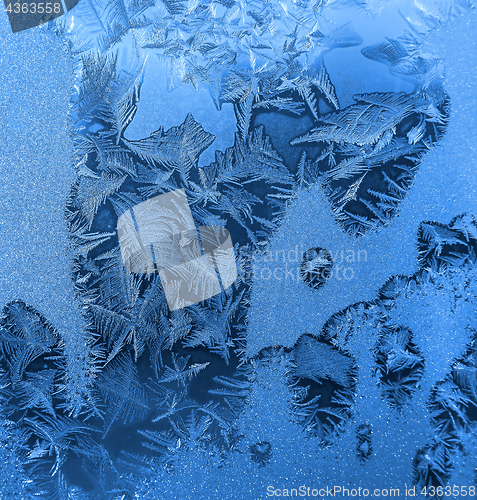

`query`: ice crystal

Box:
[1,0,477,498]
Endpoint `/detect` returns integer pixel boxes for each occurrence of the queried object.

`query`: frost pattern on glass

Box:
[1,0,477,498]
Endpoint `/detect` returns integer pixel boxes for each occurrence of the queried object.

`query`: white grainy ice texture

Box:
[0,15,85,354]
[246,10,477,357]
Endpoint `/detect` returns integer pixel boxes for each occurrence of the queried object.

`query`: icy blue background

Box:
[1,0,477,498]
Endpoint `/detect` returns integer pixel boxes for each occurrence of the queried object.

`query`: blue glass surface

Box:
[1,0,477,498]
